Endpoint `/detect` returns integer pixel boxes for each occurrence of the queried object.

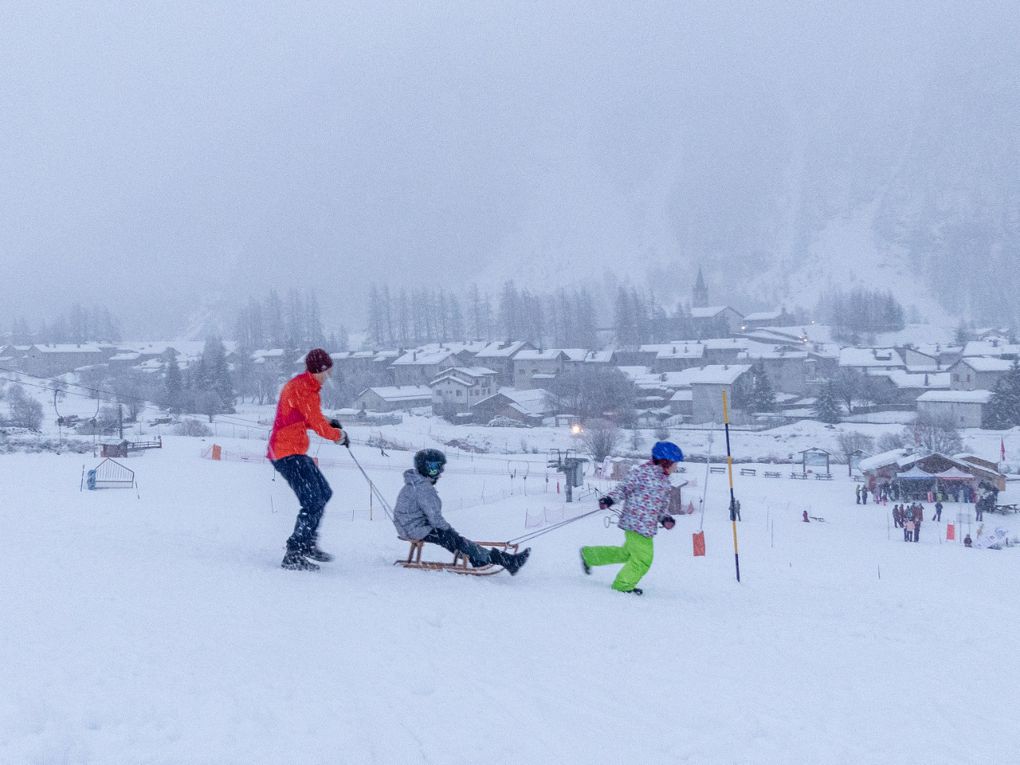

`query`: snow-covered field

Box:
[3,423,1019,764]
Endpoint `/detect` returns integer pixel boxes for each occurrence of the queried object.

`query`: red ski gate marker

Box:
[946,523,955,541]
[692,530,706,557]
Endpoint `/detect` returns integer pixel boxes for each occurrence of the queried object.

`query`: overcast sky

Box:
[2,2,1017,336]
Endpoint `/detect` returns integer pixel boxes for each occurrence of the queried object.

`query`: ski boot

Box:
[304,546,334,563]
[579,548,591,575]
[491,547,531,576]
[281,550,319,571]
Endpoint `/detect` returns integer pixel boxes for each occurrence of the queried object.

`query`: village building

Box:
[512,349,587,389]
[863,370,951,407]
[837,347,905,374]
[689,306,744,337]
[21,344,111,376]
[390,348,462,385]
[741,308,796,329]
[859,449,1005,495]
[429,367,498,414]
[916,389,993,428]
[353,385,432,413]
[948,357,1013,391]
[472,340,533,385]
[470,387,553,425]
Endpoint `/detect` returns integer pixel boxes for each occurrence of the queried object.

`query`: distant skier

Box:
[392,449,531,574]
[855,485,861,505]
[579,441,683,595]
[933,500,943,522]
[268,348,348,571]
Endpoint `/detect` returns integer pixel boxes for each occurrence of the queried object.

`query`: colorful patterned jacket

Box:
[607,460,672,538]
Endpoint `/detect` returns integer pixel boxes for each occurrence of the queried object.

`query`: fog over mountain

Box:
[2,2,1017,336]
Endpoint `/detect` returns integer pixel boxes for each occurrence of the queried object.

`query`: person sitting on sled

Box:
[579,441,683,595]
[392,449,531,575]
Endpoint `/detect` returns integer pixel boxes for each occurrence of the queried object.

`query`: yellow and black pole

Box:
[721,390,741,582]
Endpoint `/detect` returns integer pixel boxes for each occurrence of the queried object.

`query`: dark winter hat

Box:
[305,348,333,374]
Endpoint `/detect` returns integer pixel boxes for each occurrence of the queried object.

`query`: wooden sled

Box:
[395,538,519,576]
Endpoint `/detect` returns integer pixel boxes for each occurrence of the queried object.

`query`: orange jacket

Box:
[267,372,342,460]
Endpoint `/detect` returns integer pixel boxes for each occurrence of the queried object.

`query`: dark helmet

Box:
[651,441,684,463]
[414,449,447,479]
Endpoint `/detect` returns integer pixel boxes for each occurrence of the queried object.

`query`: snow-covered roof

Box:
[954,357,1013,373]
[962,340,1020,358]
[252,349,286,359]
[474,341,530,359]
[654,344,705,360]
[360,386,430,402]
[868,370,951,389]
[858,448,909,472]
[583,350,615,363]
[670,390,693,401]
[740,343,808,360]
[742,310,784,322]
[475,387,553,416]
[108,352,141,361]
[358,386,432,402]
[430,367,497,386]
[30,343,104,354]
[916,390,994,404]
[391,349,458,366]
[690,306,741,319]
[838,347,904,368]
[678,364,752,386]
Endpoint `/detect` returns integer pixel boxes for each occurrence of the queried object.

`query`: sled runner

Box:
[395,538,520,576]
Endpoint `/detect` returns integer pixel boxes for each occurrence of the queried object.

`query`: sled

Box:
[395,538,520,576]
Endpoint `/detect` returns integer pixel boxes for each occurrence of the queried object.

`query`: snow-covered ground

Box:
[2,423,1019,763]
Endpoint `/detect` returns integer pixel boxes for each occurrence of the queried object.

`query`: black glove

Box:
[660,515,676,530]
[338,431,350,448]
[599,496,614,510]
[329,418,342,430]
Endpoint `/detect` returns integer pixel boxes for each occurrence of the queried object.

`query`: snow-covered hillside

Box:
[2,423,1018,763]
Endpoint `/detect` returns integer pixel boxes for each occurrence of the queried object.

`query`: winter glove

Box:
[660,515,676,530]
[337,430,350,448]
[599,496,614,510]
[329,418,342,430]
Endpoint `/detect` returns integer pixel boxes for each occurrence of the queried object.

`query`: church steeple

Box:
[693,266,708,308]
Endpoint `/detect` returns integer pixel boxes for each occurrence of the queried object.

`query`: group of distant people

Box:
[892,502,931,542]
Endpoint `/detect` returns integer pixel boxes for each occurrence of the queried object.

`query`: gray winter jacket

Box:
[392,469,451,540]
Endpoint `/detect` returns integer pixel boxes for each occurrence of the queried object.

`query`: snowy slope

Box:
[2,429,1019,764]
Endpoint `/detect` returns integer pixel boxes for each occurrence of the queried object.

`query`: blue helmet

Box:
[652,441,684,463]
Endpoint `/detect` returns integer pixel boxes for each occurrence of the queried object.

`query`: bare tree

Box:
[581,419,620,462]
[836,431,874,475]
[903,411,962,454]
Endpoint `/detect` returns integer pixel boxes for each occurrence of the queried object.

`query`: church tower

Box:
[692,266,708,308]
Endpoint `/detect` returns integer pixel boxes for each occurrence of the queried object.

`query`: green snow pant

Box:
[581,530,654,592]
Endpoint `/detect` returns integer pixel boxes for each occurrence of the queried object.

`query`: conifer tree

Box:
[814,379,842,424]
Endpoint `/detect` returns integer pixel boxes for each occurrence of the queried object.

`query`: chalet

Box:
[21,344,110,376]
[390,348,460,385]
[741,308,795,329]
[471,387,553,425]
[649,342,706,373]
[512,349,587,389]
[430,367,498,414]
[354,385,432,413]
[961,340,1020,360]
[859,449,1005,493]
[948,357,1013,391]
[472,341,533,385]
[916,389,993,428]
[864,370,950,406]
[741,343,810,395]
[690,306,744,336]
[837,347,905,373]
[669,364,752,423]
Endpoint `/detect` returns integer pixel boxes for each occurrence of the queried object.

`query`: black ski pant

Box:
[421,527,492,567]
[274,454,333,553]
[914,525,920,542]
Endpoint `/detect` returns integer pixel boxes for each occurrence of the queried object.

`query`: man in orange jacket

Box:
[268,348,348,571]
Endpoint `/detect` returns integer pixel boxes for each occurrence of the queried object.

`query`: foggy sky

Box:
[2,2,1017,336]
